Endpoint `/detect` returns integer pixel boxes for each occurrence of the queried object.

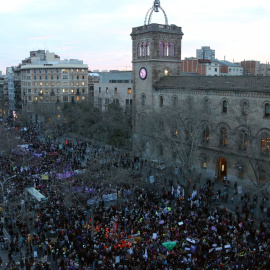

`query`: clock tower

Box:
[131,0,184,138]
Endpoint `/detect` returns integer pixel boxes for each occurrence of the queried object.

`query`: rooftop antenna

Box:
[144,0,168,25]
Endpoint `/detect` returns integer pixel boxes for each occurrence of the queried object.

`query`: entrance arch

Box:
[218,157,227,180]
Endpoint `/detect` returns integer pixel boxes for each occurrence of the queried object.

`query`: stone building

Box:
[131,1,270,186]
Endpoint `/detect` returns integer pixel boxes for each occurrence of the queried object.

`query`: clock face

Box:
[139,67,147,80]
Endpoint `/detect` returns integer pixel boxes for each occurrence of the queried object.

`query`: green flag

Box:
[162,241,177,251]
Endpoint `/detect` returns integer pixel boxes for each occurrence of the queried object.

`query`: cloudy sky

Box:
[0,0,269,74]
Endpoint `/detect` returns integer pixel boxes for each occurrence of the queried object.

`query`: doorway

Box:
[218,157,227,180]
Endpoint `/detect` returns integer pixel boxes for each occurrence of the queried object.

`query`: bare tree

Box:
[136,97,213,191]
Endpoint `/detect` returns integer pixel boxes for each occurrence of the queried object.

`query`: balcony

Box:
[76,92,81,95]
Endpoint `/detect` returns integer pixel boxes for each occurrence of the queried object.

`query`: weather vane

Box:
[144,0,168,25]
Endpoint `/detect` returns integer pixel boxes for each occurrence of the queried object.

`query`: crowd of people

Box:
[0,123,269,270]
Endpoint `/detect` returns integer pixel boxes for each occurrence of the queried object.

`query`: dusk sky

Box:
[0,0,269,74]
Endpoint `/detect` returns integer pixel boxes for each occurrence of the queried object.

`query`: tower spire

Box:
[144,0,168,25]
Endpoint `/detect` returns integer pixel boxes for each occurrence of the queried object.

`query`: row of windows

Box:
[22,69,86,74]
[32,82,85,87]
[27,88,86,94]
[98,87,132,95]
[97,98,132,110]
[141,94,270,117]
[33,75,85,80]
[137,42,150,57]
[157,130,270,157]
[159,42,175,57]
[137,41,175,57]
[32,96,85,102]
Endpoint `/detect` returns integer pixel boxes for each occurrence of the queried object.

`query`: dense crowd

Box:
[0,123,269,270]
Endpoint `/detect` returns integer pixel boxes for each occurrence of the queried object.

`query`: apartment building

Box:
[17,50,88,123]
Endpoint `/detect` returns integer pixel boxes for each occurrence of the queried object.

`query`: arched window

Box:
[159,42,164,56]
[222,100,228,113]
[141,94,146,106]
[261,136,270,153]
[170,43,175,56]
[141,42,146,56]
[220,127,228,146]
[202,127,210,143]
[137,43,141,57]
[201,155,208,169]
[159,95,164,107]
[146,41,150,56]
[239,130,248,150]
[172,95,178,106]
[204,98,209,113]
[242,101,248,115]
[164,42,169,56]
[265,103,270,117]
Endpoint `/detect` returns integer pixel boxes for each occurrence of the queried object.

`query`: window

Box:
[159,95,164,107]
[105,98,109,110]
[34,97,38,102]
[63,96,68,102]
[40,82,43,86]
[62,69,68,73]
[62,75,68,80]
[146,41,150,56]
[34,76,36,80]
[141,42,145,56]
[58,115,61,119]
[77,75,79,80]
[201,156,208,169]
[114,88,117,94]
[159,41,164,56]
[172,96,178,106]
[137,43,141,57]
[51,75,53,80]
[34,89,37,93]
[82,96,85,101]
[57,89,60,94]
[222,100,228,113]
[242,101,248,115]
[57,76,59,80]
[128,88,132,94]
[239,130,248,150]
[202,127,210,143]
[220,128,228,146]
[164,42,169,56]
[261,137,270,153]
[215,68,217,72]
[71,89,74,93]
[82,82,85,86]
[170,43,175,57]
[265,103,270,117]
[141,94,146,106]
[39,76,42,80]
[63,89,68,93]
[82,75,84,79]
[106,87,109,94]
[45,76,48,80]
[99,87,101,93]
[204,98,209,113]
